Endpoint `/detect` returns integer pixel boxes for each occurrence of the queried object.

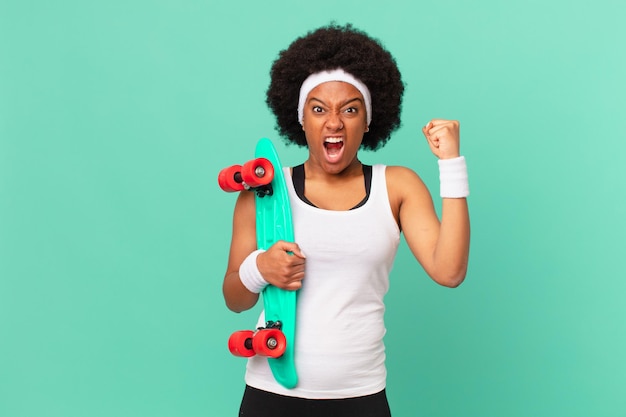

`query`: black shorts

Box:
[238,385,392,417]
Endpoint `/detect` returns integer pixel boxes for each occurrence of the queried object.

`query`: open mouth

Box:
[324,137,344,157]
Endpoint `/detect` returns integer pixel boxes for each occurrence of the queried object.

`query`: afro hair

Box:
[266,23,405,151]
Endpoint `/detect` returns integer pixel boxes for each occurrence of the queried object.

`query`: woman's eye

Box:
[312,106,323,113]
[344,107,357,113]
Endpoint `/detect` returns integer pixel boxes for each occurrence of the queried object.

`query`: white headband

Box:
[297,68,372,126]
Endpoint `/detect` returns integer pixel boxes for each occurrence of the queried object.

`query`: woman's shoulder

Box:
[384,165,431,201]
[383,165,423,183]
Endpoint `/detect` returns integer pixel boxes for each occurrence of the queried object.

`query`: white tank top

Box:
[244,164,400,399]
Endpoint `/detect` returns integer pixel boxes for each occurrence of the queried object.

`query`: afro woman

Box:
[223,23,470,417]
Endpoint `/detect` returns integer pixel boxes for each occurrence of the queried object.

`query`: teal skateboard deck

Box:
[218,138,298,389]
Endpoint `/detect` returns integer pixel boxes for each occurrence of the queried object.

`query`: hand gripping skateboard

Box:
[218,138,298,389]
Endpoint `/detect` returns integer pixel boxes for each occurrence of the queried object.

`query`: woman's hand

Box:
[257,241,306,291]
[422,119,460,160]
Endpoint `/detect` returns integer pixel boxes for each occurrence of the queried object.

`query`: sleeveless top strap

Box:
[292,164,372,210]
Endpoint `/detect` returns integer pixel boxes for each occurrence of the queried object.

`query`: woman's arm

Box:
[222,190,307,313]
[389,119,470,287]
[222,191,261,312]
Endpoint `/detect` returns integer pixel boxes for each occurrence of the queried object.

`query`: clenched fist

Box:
[422,119,461,160]
[257,241,306,291]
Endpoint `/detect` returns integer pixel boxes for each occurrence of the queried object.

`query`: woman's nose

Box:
[326,112,344,130]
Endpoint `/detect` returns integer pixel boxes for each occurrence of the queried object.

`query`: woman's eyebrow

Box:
[307,97,364,107]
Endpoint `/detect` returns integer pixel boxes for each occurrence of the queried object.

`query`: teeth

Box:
[324,137,343,143]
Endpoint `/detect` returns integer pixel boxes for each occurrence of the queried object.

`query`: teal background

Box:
[2,0,625,416]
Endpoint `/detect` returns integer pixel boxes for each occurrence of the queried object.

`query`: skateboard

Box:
[218,138,298,389]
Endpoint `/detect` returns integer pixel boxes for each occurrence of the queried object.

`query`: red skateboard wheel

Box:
[218,165,245,192]
[241,158,274,188]
[252,328,286,358]
[228,330,256,357]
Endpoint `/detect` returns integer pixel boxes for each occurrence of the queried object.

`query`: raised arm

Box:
[389,119,470,287]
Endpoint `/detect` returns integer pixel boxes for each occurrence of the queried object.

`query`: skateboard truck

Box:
[253,183,273,198]
[261,320,283,331]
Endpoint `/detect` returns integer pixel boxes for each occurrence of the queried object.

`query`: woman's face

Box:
[301,81,369,175]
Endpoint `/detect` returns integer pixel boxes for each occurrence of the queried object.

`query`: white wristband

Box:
[438,156,469,198]
[239,249,268,294]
